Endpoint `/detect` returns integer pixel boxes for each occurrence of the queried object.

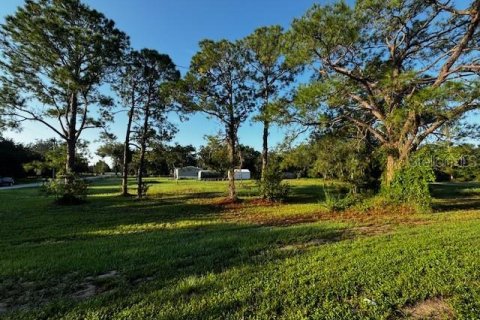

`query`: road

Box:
[0,175,114,191]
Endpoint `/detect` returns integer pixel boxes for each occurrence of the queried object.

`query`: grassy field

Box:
[1,178,480,319]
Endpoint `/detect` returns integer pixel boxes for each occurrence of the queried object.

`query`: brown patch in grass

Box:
[250,198,277,206]
[214,197,245,208]
[71,283,97,300]
[401,297,454,319]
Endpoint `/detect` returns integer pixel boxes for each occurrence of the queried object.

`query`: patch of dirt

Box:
[71,283,97,300]
[214,197,245,209]
[249,198,277,206]
[401,297,454,319]
[0,270,124,314]
[96,270,120,280]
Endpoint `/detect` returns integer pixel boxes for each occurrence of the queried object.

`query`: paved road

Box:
[0,175,113,191]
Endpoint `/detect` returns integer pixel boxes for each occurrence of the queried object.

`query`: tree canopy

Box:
[0,0,129,177]
[289,0,480,183]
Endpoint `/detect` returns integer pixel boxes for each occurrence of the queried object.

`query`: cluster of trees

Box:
[96,135,262,178]
[0,137,105,178]
[278,134,480,185]
[1,0,479,205]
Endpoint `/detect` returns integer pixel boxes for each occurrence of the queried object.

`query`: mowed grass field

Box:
[1,178,480,319]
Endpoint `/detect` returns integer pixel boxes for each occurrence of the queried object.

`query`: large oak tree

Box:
[289,0,480,184]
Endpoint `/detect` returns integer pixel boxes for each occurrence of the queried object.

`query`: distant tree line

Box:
[1,0,479,206]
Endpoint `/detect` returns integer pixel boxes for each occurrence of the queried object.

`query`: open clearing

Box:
[1,178,480,319]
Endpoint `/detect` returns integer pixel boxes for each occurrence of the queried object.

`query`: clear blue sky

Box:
[1,0,324,163]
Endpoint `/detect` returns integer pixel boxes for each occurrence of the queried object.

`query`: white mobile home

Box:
[229,169,251,180]
[174,166,202,180]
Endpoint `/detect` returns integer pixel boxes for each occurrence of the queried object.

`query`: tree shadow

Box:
[2,212,349,317]
[431,182,480,211]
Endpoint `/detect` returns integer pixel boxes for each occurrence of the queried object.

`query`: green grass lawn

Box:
[1,178,480,319]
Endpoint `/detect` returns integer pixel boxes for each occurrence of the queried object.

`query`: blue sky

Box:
[1,0,323,162]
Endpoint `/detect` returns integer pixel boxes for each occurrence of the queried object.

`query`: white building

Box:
[229,169,251,180]
[174,166,202,180]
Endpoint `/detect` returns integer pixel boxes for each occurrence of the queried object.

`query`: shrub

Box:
[41,174,88,205]
[381,156,435,212]
[322,185,360,212]
[258,162,290,201]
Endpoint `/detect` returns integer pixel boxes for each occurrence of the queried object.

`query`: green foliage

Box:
[142,143,197,176]
[279,133,381,190]
[287,0,480,192]
[0,0,129,174]
[382,155,435,212]
[93,160,111,175]
[40,174,88,205]
[198,135,261,177]
[175,39,256,200]
[257,161,290,201]
[0,138,40,178]
[322,184,360,211]
[96,142,124,174]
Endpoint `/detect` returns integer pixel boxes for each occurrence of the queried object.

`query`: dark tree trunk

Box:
[66,138,76,179]
[261,120,269,181]
[65,94,78,183]
[226,124,237,201]
[137,143,146,198]
[122,106,134,196]
[137,104,150,199]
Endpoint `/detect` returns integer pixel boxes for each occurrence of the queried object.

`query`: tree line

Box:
[1,0,479,206]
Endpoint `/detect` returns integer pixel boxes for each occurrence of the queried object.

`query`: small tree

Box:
[96,141,124,175]
[0,0,129,184]
[181,40,255,201]
[243,26,302,180]
[257,159,290,202]
[115,49,179,198]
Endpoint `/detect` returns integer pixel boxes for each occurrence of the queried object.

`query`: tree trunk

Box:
[137,104,150,199]
[385,154,397,185]
[65,138,76,181]
[385,149,409,186]
[122,106,134,196]
[226,125,237,201]
[261,120,269,181]
[137,143,146,199]
[65,94,78,183]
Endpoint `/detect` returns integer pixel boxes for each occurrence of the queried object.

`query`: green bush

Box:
[382,156,435,212]
[322,185,360,212]
[41,174,88,205]
[258,162,290,201]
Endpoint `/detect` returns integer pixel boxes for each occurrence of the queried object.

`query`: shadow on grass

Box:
[1,202,347,318]
[431,182,480,211]
[286,184,349,204]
